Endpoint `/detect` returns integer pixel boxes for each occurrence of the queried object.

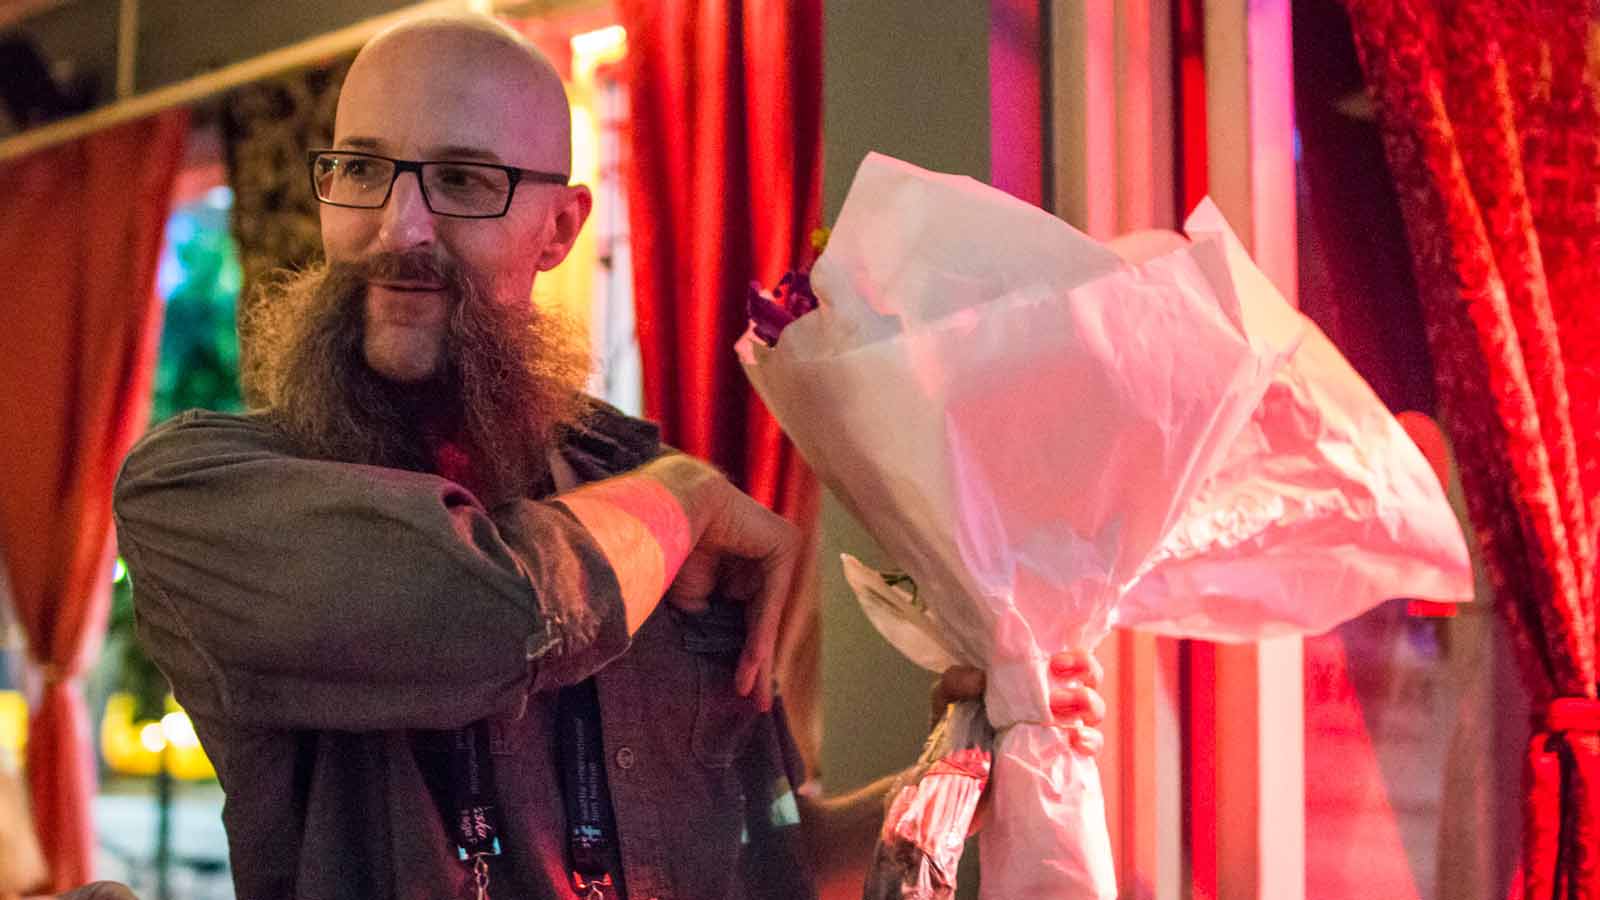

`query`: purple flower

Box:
[748,269,819,347]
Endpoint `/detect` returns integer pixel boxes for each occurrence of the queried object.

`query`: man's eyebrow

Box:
[336,136,387,152]
[330,139,505,165]
[427,145,506,164]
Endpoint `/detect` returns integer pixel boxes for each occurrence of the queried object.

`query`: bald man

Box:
[113,14,1104,900]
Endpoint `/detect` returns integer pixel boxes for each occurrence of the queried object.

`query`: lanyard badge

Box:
[447,720,504,899]
[559,678,621,899]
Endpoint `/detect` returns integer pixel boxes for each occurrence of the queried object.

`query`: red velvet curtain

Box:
[1344,2,1600,897]
[0,111,188,890]
[619,0,825,767]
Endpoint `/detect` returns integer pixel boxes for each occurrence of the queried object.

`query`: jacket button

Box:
[615,746,636,769]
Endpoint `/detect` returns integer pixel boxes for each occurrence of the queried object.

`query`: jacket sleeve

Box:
[113,410,631,731]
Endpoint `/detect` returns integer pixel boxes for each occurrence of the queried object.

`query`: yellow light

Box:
[0,691,25,759]
[570,104,599,185]
[160,711,199,749]
[138,722,166,753]
[571,25,627,71]
[102,693,218,779]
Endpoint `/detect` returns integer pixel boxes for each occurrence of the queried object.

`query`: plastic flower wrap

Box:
[737,153,1472,899]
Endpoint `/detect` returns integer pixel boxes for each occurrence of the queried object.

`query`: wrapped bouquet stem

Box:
[862,696,992,900]
[739,153,1472,899]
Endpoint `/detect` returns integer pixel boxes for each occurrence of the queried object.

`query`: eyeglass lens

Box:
[312,153,513,217]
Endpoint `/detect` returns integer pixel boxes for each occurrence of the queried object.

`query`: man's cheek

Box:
[319,210,369,262]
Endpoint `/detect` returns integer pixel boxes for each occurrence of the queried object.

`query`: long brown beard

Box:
[240,254,590,503]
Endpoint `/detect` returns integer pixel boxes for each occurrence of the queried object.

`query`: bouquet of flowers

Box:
[738,153,1472,899]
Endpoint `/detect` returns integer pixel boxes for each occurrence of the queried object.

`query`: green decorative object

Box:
[151,191,245,425]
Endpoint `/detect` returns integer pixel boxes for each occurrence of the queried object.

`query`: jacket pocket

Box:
[673,604,761,769]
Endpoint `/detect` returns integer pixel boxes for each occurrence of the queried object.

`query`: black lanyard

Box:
[445,720,504,899]
[436,680,624,899]
[557,677,623,899]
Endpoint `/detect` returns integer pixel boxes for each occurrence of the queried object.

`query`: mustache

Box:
[349,250,461,291]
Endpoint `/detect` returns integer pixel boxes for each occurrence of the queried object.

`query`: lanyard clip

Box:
[472,855,491,900]
[573,871,612,900]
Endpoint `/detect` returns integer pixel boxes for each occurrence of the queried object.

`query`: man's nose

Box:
[377,170,436,250]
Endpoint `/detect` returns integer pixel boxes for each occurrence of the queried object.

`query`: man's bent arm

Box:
[114,411,689,733]
[797,775,900,897]
[553,466,696,634]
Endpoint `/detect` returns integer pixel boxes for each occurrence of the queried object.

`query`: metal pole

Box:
[155,747,172,900]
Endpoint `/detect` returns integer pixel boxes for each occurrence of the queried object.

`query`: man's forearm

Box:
[553,466,694,634]
[555,451,753,634]
[798,773,900,897]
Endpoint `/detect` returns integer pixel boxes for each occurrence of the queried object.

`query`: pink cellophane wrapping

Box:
[863,701,993,900]
[737,153,1473,899]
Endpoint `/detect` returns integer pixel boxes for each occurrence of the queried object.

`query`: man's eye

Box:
[432,166,496,191]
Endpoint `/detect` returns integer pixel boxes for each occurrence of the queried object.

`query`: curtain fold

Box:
[0,111,188,890]
[1344,1,1600,896]
[619,0,825,770]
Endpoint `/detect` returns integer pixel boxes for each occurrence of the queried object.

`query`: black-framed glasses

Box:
[307,150,569,219]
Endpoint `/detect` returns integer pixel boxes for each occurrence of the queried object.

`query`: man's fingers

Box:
[701,486,796,561]
[605,458,798,711]
[735,508,800,711]
[688,483,799,713]
[1049,648,1104,689]
[720,556,762,603]
[737,591,783,710]
[1049,682,1107,727]
[665,547,718,613]
[1069,724,1105,757]
[739,554,792,710]
[757,657,776,712]
[930,666,986,726]
[934,655,1106,730]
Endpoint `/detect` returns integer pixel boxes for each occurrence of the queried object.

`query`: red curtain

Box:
[0,111,188,890]
[1344,2,1599,896]
[619,0,825,767]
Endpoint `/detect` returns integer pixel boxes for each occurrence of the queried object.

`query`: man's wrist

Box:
[636,453,724,538]
[555,471,694,633]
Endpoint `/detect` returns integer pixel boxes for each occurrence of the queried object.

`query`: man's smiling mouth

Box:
[370,280,446,292]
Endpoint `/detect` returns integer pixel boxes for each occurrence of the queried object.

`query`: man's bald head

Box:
[337,12,572,174]
[312,9,593,428]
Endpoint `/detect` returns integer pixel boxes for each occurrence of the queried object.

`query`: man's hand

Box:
[928,651,1107,839]
[557,453,803,712]
[642,455,803,712]
[930,649,1107,756]
[798,652,1109,891]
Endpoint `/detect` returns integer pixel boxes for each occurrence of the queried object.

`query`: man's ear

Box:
[536,185,594,271]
